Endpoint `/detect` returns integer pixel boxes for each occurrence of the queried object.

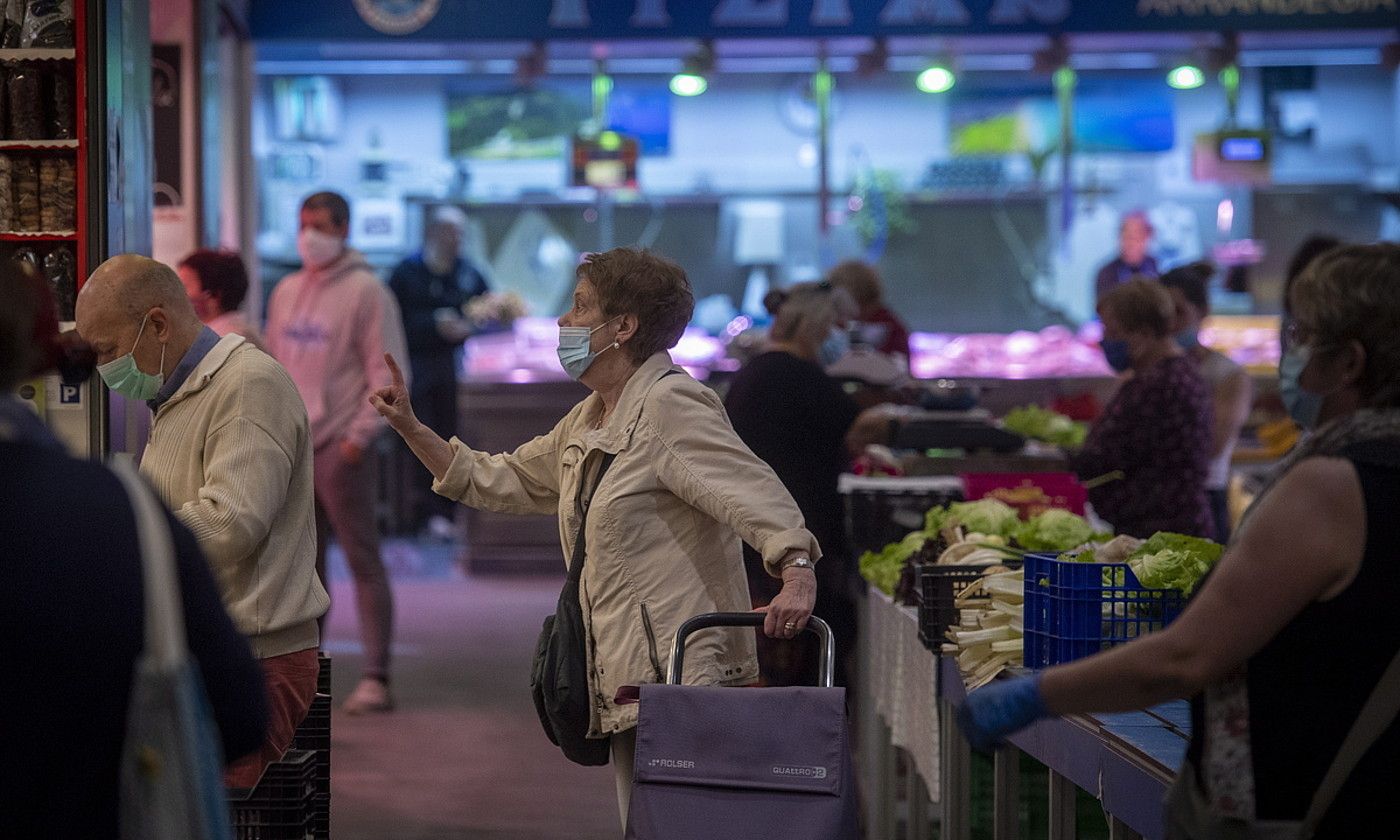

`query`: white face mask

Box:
[297,228,344,269]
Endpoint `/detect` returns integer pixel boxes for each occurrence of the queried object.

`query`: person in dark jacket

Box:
[388,206,489,537]
[725,282,895,687]
[0,263,267,840]
[1094,211,1160,301]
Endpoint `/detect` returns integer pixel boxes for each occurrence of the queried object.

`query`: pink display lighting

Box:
[671,329,726,368]
[909,325,1113,379]
[907,319,1277,380]
[463,320,728,382]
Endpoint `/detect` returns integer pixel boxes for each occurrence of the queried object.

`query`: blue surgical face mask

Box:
[819,327,850,366]
[1174,329,1200,351]
[96,312,165,401]
[556,316,621,381]
[1099,338,1132,373]
[1279,345,1325,430]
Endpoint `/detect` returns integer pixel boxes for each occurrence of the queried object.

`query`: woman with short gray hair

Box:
[371,248,821,828]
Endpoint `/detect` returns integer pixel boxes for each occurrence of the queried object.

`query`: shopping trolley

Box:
[625,613,858,839]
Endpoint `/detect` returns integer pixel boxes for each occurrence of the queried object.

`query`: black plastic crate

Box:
[841,478,963,559]
[292,728,330,755]
[235,749,317,805]
[297,693,331,735]
[916,561,1021,649]
[310,793,329,840]
[292,693,332,802]
[316,654,331,696]
[231,750,317,840]
[232,803,312,840]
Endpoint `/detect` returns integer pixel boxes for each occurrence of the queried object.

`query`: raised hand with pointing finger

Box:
[370,353,418,434]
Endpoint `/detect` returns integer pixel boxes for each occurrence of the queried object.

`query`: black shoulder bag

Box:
[530,451,617,766]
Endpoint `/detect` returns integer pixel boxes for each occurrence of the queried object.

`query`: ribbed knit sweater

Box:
[140,334,328,658]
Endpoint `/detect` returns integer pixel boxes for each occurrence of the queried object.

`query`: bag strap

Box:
[567,451,617,583]
[110,457,189,667]
[566,369,682,582]
[1300,643,1400,835]
[566,368,682,582]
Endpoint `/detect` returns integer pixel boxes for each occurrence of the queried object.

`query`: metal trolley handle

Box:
[668,613,835,688]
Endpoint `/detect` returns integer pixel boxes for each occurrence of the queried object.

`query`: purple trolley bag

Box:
[625,613,859,840]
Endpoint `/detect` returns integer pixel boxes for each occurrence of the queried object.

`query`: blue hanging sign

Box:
[252,0,1399,41]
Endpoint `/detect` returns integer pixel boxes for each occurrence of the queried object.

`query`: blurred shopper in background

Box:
[178,249,267,352]
[1280,235,1342,355]
[1073,279,1214,538]
[2,262,267,837]
[266,191,410,715]
[388,206,489,539]
[76,254,328,787]
[961,243,1400,838]
[371,248,820,827]
[1162,262,1253,542]
[725,282,896,688]
[826,259,911,358]
[1095,211,1160,301]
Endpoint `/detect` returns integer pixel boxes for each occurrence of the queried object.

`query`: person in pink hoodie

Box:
[266,191,410,715]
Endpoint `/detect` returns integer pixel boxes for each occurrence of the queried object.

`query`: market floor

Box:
[320,540,620,840]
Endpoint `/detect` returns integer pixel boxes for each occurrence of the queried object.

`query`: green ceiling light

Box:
[592,72,613,104]
[1053,65,1077,92]
[669,72,708,97]
[671,40,715,98]
[1167,64,1205,90]
[1218,64,1240,92]
[916,64,956,94]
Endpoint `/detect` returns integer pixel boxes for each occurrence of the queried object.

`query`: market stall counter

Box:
[937,651,1186,840]
[858,588,1188,840]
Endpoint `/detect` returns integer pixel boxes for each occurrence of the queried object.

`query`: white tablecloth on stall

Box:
[866,588,941,800]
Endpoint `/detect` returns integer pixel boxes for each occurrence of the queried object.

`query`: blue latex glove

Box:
[957,674,1049,752]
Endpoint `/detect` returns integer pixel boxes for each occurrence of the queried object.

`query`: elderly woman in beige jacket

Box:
[371,248,820,823]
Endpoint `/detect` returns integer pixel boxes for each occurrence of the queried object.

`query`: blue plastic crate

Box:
[1022,552,1186,669]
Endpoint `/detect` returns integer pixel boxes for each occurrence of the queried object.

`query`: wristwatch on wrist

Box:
[781,555,814,572]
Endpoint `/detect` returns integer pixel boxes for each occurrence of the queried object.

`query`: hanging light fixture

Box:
[1032,35,1071,75]
[670,40,714,97]
[669,73,707,96]
[515,41,547,87]
[916,62,956,93]
[1383,39,1400,71]
[856,38,889,77]
[1167,63,1205,89]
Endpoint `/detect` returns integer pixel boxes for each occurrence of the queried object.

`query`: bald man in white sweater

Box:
[76,254,329,789]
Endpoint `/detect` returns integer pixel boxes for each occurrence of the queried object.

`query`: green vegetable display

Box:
[926,498,1021,538]
[1013,509,1106,552]
[1125,533,1223,596]
[1064,532,1223,596]
[863,498,1107,597]
[858,531,930,595]
[1003,405,1088,448]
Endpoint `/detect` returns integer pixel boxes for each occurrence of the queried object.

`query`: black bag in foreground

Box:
[531,452,617,766]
